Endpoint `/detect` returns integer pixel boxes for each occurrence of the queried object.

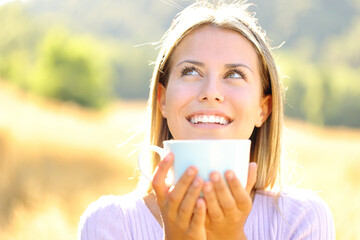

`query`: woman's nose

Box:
[198,77,224,103]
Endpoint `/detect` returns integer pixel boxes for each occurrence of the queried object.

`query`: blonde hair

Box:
[141,1,284,193]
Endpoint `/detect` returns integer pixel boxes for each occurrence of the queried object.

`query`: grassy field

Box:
[1,81,360,239]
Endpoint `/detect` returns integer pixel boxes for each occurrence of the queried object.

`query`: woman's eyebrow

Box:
[175,61,253,73]
[175,60,204,67]
[225,63,253,73]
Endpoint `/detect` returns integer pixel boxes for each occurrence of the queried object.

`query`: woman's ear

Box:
[255,95,272,127]
[157,84,167,118]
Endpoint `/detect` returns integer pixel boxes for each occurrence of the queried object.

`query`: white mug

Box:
[138,139,251,186]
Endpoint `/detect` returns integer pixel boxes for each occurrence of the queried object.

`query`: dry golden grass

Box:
[1,81,359,239]
[0,81,143,239]
[282,119,360,239]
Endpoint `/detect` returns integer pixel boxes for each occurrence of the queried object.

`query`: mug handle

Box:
[138,145,168,181]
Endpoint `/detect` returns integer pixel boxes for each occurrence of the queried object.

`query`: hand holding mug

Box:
[138,139,253,239]
[203,163,257,240]
[152,152,207,240]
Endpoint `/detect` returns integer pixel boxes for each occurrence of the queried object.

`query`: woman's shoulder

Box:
[77,192,146,239]
[255,187,334,218]
[256,187,330,208]
[80,192,140,218]
[253,188,335,239]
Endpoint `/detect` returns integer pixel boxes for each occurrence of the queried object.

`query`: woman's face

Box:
[158,25,271,140]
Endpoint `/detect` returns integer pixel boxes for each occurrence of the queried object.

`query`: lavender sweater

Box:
[78,189,335,239]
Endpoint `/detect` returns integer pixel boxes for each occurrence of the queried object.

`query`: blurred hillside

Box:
[1,0,360,126]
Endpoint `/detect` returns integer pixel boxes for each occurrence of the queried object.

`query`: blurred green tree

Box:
[111,42,154,99]
[30,27,112,108]
[0,3,42,88]
[279,49,360,127]
[279,51,324,125]
[321,65,360,127]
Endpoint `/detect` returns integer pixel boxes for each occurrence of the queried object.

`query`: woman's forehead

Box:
[170,25,259,70]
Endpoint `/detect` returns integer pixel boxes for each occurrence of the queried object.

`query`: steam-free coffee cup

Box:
[138,139,251,186]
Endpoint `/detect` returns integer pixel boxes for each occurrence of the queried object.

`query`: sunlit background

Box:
[1,0,360,239]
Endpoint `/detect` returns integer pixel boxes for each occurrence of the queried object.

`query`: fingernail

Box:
[193,177,201,187]
[226,171,234,180]
[187,167,196,176]
[210,172,220,182]
[164,152,173,161]
[162,156,170,163]
[204,183,212,192]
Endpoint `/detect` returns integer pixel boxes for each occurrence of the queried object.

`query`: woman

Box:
[78,1,335,239]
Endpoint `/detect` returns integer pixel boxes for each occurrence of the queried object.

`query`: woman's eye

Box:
[226,71,244,79]
[182,67,200,76]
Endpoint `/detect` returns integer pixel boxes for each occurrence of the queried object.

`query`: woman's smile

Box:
[188,115,230,125]
[186,110,232,128]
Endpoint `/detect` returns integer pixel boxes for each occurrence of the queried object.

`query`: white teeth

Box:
[209,115,215,123]
[215,116,220,123]
[219,117,224,125]
[189,115,230,125]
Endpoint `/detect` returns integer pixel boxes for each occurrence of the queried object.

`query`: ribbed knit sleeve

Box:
[245,189,336,240]
[77,194,163,240]
[279,190,336,240]
[77,195,129,240]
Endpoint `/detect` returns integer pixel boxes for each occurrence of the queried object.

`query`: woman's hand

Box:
[152,152,207,240]
[203,162,258,240]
